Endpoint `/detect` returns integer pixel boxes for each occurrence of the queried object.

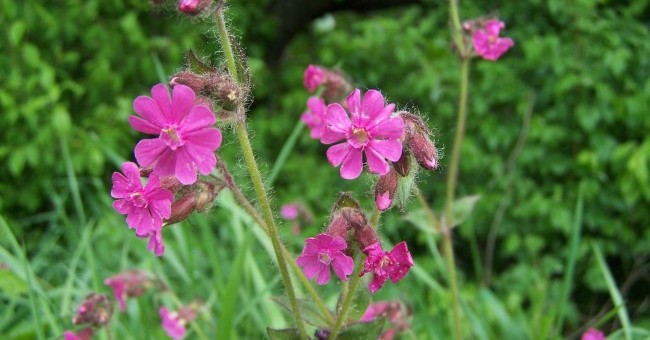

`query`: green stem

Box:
[214,8,307,339]
[328,260,364,340]
[443,0,471,332]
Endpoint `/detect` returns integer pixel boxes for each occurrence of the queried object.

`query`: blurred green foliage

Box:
[1,0,649,338]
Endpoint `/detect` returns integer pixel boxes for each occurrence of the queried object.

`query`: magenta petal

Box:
[331,254,354,281]
[129,115,162,134]
[376,191,391,211]
[340,148,363,180]
[346,89,361,115]
[360,90,385,124]
[185,144,217,176]
[365,147,390,175]
[321,129,346,144]
[368,139,402,162]
[485,19,504,36]
[329,235,348,251]
[112,199,132,214]
[151,83,172,121]
[316,265,331,285]
[368,273,388,294]
[184,128,222,151]
[170,85,195,124]
[173,148,198,185]
[326,143,352,167]
[133,96,166,128]
[325,103,352,135]
[368,117,404,139]
[134,139,167,169]
[148,231,165,256]
[151,149,176,177]
[180,105,216,133]
[297,255,322,279]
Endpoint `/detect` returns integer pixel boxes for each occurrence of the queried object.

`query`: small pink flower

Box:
[280,204,300,220]
[111,162,173,256]
[360,301,391,322]
[301,97,328,139]
[104,270,153,312]
[160,307,187,340]
[64,328,93,340]
[304,65,326,92]
[581,328,606,340]
[296,233,354,285]
[472,19,514,61]
[321,89,404,180]
[130,84,222,185]
[360,242,414,293]
[178,0,210,15]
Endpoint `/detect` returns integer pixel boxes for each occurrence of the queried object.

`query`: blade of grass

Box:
[60,222,94,315]
[592,243,632,340]
[554,190,583,336]
[265,121,305,188]
[60,137,86,226]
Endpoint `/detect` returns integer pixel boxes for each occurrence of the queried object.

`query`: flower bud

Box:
[171,71,241,109]
[105,270,158,312]
[392,149,411,177]
[178,0,211,15]
[166,195,197,225]
[401,113,438,171]
[302,64,352,101]
[159,176,183,193]
[374,167,399,211]
[325,213,350,240]
[72,293,113,327]
[340,207,367,230]
[196,181,224,211]
[354,225,379,250]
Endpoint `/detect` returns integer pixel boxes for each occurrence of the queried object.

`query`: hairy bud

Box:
[355,225,380,250]
[166,195,197,225]
[401,113,438,171]
[325,213,350,240]
[170,71,241,109]
[340,207,367,230]
[178,0,212,15]
[393,148,412,177]
[374,167,399,211]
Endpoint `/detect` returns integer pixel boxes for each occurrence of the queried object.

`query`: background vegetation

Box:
[1,0,649,338]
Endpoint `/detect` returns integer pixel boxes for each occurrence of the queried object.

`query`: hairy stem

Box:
[214,8,307,339]
[214,159,335,325]
[328,260,364,340]
[444,0,471,335]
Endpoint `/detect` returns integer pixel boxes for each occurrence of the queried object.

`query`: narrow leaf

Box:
[267,327,301,340]
[185,49,214,73]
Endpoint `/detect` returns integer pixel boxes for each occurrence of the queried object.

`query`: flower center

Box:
[379,256,393,269]
[351,127,369,146]
[130,192,147,208]
[488,35,497,44]
[318,253,332,265]
[161,126,184,150]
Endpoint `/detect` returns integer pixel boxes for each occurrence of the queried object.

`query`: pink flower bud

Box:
[340,207,367,230]
[374,167,399,211]
[64,328,93,340]
[325,213,350,240]
[581,328,605,340]
[166,195,197,225]
[178,0,211,15]
[392,148,411,177]
[354,225,379,250]
[401,113,438,171]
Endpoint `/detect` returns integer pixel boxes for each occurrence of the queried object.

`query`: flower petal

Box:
[346,89,361,116]
[324,103,352,134]
[365,147,390,176]
[173,147,198,185]
[332,253,354,281]
[358,90,385,125]
[171,85,195,124]
[134,139,167,169]
[297,254,322,279]
[133,96,166,128]
[129,116,162,134]
[368,139,402,162]
[184,127,222,150]
[316,265,331,285]
[326,143,352,167]
[340,147,363,180]
[151,83,172,121]
[368,116,403,139]
[180,105,216,133]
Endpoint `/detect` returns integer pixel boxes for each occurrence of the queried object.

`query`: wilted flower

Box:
[360,242,414,293]
[104,270,155,312]
[72,294,113,327]
[130,84,222,185]
[321,89,404,180]
[301,97,328,139]
[472,19,514,61]
[111,161,173,256]
[296,233,354,284]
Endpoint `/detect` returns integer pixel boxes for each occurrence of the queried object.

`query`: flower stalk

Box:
[213,7,307,338]
[328,258,364,340]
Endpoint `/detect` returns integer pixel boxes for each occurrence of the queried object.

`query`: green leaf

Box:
[271,296,330,327]
[337,317,386,340]
[446,195,480,229]
[331,192,361,212]
[266,327,301,340]
[343,278,372,323]
[0,267,28,296]
[185,49,214,74]
[404,208,438,234]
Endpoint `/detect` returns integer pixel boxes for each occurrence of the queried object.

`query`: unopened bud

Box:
[195,181,224,211]
[72,293,113,327]
[340,207,367,230]
[170,72,206,91]
[159,176,183,193]
[393,149,411,177]
[178,0,211,15]
[374,167,399,211]
[325,213,350,240]
[355,225,379,250]
[401,113,438,171]
[166,195,197,225]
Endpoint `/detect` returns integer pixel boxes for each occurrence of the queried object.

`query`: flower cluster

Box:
[111,84,223,256]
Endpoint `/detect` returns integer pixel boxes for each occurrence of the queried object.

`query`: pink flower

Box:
[321,89,404,180]
[160,307,187,340]
[360,301,392,322]
[296,233,354,285]
[301,97,328,139]
[178,0,210,15]
[104,270,154,312]
[472,19,514,61]
[64,328,93,340]
[360,242,414,293]
[111,162,173,256]
[130,84,222,185]
[280,204,300,220]
[303,65,326,92]
[581,328,606,340]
